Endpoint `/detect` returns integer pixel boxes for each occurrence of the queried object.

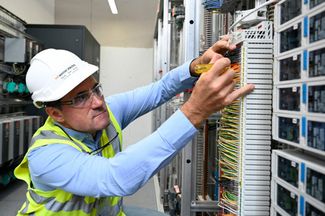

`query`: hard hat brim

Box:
[32,61,98,107]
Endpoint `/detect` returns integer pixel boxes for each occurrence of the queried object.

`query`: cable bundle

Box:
[217,61,241,211]
[219,103,240,180]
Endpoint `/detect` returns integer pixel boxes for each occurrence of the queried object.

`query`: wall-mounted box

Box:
[4,38,26,63]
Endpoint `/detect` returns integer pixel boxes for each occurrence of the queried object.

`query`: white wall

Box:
[100,47,153,148]
[0,0,55,24]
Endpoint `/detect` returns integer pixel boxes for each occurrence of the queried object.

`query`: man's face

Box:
[56,77,109,135]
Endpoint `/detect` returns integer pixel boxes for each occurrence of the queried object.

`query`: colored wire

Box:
[217,56,242,210]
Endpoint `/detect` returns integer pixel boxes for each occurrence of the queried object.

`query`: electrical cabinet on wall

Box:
[26,25,100,80]
[0,6,43,186]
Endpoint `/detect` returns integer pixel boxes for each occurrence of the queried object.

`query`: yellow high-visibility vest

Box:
[14,106,125,216]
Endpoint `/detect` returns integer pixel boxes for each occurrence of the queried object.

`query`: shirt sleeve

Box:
[106,60,197,129]
[28,110,197,197]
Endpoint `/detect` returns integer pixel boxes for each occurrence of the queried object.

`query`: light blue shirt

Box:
[28,61,198,197]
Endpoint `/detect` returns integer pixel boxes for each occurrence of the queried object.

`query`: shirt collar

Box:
[54,122,102,143]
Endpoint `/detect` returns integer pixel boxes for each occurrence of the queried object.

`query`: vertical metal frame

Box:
[156,0,171,203]
[160,0,172,125]
[180,1,201,215]
[182,0,200,62]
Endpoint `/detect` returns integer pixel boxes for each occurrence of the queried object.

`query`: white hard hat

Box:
[26,49,98,108]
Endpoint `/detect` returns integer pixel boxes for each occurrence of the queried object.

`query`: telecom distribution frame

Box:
[217,20,274,216]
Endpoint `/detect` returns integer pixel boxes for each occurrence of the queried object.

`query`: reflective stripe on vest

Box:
[21,190,100,214]
[14,106,125,216]
[31,130,88,153]
[97,198,124,216]
[20,189,124,216]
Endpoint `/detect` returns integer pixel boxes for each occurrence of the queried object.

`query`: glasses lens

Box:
[60,84,103,108]
[93,84,103,97]
[73,84,103,107]
[73,91,91,107]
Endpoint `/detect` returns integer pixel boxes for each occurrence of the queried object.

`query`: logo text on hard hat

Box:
[54,64,78,80]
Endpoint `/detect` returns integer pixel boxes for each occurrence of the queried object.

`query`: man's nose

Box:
[90,93,104,107]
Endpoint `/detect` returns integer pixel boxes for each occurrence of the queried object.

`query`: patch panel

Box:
[279,0,302,25]
[305,200,325,216]
[309,47,325,78]
[308,84,325,113]
[272,113,305,148]
[278,86,301,112]
[277,155,299,188]
[280,23,302,53]
[306,167,325,203]
[274,0,306,33]
[273,113,302,146]
[275,181,298,216]
[279,54,301,81]
[278,116,300,144]
[309,10,325,43]
[309,0,325,10]
[307,120,325,151]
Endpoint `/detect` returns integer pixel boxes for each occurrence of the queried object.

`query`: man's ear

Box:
[45,107,65,123]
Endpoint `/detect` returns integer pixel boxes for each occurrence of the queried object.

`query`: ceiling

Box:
[55,0,160,48]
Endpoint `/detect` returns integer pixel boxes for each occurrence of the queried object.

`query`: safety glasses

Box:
[59,83,104,108]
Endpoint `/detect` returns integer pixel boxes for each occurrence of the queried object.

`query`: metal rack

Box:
[154,0,221,215]
[271,0,325,215]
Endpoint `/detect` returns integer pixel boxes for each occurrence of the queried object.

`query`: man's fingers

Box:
[213,69,236,88]
[219,35,230,41]
[211,40,230,53]
[211,39,236,54]
[207,58,231,77]
[225,84,255,104]
[218,80,236,98]
[209,53,223,64]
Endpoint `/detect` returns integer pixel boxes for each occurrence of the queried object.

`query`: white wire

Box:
[228,0,279,33]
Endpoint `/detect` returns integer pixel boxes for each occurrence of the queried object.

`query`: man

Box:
[15,37,254,216]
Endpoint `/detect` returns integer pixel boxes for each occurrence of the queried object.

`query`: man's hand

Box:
[190,35,236,76]
[181,57,254,128]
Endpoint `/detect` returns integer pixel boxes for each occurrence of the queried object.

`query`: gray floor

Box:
[0,180,26,216]
[0,176,163,215]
